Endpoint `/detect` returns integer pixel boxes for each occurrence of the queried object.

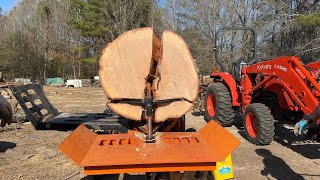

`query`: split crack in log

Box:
[99,28,199,122]
[147,30,161,99]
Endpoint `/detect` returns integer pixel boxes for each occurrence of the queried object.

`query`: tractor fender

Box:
[210,72,240,106]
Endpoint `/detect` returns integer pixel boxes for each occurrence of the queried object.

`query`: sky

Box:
[158,0,166,7]
[0,0,17,14]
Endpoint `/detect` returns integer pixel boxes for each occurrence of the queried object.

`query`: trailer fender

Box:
[210,72,240,106]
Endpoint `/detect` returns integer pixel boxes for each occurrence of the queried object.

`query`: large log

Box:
[99,28,159,100]
[99,28,198,122]
[153,30,198,101]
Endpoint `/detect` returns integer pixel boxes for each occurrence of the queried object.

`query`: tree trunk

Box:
[99,28,198,122]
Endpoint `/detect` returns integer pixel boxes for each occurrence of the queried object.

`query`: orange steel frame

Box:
[211,56,320,124]
[59,120,240,175]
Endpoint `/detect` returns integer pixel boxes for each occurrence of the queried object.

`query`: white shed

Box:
[66,79,82,88]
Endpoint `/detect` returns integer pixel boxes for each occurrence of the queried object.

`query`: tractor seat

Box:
[230,57,245,83]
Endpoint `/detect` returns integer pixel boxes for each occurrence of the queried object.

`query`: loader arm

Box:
[241,56,320,124]
[307,61,320,69]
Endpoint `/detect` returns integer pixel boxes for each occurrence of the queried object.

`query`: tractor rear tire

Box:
[243,103,275,145]
[204,82,235,126]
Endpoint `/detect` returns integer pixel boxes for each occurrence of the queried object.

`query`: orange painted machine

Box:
[59,28,240,178]
[60,120,239,175]
[204,27,320,145]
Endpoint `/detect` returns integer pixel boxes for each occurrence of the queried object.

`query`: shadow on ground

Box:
[232,112,320,159]
[81,171,213,180]
[0,141,16,153]
[191,111,203,117]
[256,148,304,179]
[81,174,145,180]
[232,112,246,139]
[273,123,320,159]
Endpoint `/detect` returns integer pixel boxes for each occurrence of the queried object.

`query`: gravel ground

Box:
[0,86,320,180]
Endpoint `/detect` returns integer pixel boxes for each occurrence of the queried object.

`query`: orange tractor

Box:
[59,28,240,178]
[204,27,320,145]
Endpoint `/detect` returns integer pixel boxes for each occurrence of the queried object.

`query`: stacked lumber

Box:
[99,28,198,122]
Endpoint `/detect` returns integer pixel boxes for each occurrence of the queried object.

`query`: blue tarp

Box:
[45,78,64,85]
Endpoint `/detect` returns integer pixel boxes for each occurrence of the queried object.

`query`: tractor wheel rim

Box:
[207,94,216,117]
[246,112,258,138]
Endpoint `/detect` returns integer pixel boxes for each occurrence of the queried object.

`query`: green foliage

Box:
[38,1,52,21]
[69,0,154,77]
[70,0,152,39]
[4,0,317,80]
[71,45,88,53]
[0,30,44,78]
[80,56,99,64]
[70,0,109,38]
[297,13,320,28]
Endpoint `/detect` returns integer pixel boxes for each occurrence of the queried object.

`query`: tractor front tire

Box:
[204,82,234,126]
[243,103,275,145]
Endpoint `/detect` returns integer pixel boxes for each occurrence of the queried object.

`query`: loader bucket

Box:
[59,120,240,175]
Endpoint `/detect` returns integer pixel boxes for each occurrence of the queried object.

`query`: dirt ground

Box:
[0,86,320,180]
